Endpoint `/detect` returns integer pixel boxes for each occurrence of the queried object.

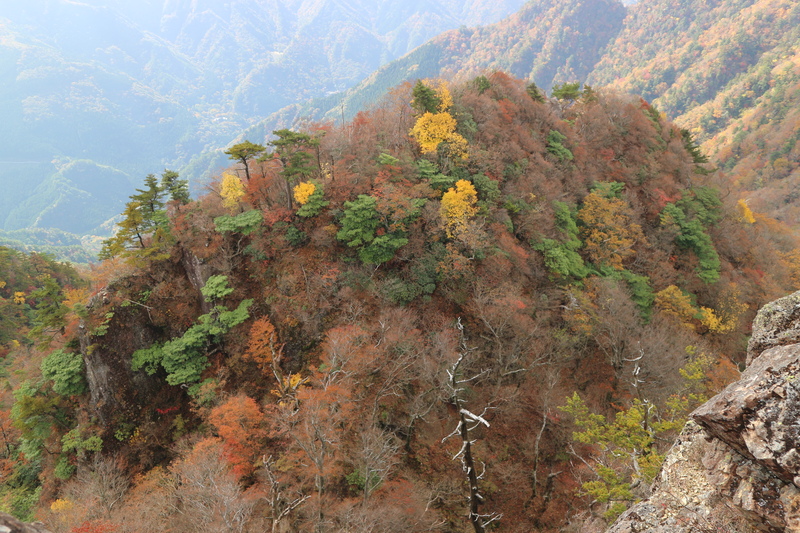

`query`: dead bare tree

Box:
[262,455,309,533]
[440,318,502,533]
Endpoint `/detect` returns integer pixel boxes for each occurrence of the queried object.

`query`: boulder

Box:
[693,344,800,486]
[0,514,53,533]
[747,290,800,364]
[608,291,800,532]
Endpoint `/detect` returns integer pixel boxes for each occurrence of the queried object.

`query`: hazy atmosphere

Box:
[1,1,800,532]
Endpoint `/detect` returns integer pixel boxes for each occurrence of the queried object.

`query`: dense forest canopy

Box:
[1,73,798,532]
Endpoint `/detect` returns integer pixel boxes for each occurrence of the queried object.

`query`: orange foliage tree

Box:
[208,395,266,479]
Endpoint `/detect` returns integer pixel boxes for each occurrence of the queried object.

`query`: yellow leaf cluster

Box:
[654,285,697,327]
[62,287,89,309]
[696,307,736,334]
[50,498,74,512]
[440,180,478,239]
[706,287,748,333]
[434,80,454,112]
[0,281,5,289]
[656,285,744,334]
[409,80,468,158]
[288,372,306,389]
[410,111,468,157]
[13,291,25,304]
[220,172,245,210]
[293,181,316,205]
[273,372,308,406]
[737,199,756,224]
[578,192,645,270]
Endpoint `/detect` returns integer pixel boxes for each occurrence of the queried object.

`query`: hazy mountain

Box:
[0,0,527,242]
[261,0,626,129]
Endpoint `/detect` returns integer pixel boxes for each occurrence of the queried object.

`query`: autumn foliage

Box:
[4,72,800,533]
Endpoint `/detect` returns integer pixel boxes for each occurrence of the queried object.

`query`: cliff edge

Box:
[609,291,800,532]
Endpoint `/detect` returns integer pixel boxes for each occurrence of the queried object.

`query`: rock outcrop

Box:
[80,289,164,425]
[608,291,800,533]
[746,291,800,365]
[0,513,53,533]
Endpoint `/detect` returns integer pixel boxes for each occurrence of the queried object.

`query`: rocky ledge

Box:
[0,513,52,533]
[609,291,800,532]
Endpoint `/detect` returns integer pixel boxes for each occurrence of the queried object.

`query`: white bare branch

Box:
[460,408,490,428]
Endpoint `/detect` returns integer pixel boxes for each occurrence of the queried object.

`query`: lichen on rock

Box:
[747,290,800,365]
[607,290,800,532]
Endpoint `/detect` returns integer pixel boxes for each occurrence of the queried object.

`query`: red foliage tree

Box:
[208,395,266,479]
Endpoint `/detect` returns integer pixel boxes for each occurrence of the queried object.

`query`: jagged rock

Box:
[80,290,163,425]
[693,343,800,486]
[0,513,53,533]
[607,422,798,532]
[747,290,800,365]
[181,250,213,313]
[608,292,800,532]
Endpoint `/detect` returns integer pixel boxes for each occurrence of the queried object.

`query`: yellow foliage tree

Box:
[50,498,73,512]
[433,80,454,111]
[737,199,756,224]
[655,285,744,334]
[705,286,748,334]
[409,80,468,159]
[654,285,697,327]
[578,192,645,270]
[440,179,478,239]
[780,249,800,289]
[220,172,245,210]
[293,181,316,205]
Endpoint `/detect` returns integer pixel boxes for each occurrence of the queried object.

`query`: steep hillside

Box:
[4,74,799,531]
[0,0,527,244]
[588,0,800,227]
[269,0,626,126]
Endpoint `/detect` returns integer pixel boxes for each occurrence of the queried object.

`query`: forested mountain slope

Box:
[588,0,800,228]
[4,74,799,532]
[271,0,800,235]
[271,0,626,126]
[0,0,526,245]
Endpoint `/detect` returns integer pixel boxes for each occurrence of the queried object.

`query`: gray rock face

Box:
[693,344,800,486]
[0,513,53,533]
[608,422,798,532]
[80,289,164,425]
[608,290,800,532]
[747,291,800,365]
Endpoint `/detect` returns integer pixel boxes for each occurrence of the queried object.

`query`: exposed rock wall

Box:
[609,290,800,533]
[80,290,164,425]
[79,250,209,425]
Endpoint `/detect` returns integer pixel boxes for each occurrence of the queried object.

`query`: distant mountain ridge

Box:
[587,0,800,225]
[0,0,527,246]
[261,0,625,127]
